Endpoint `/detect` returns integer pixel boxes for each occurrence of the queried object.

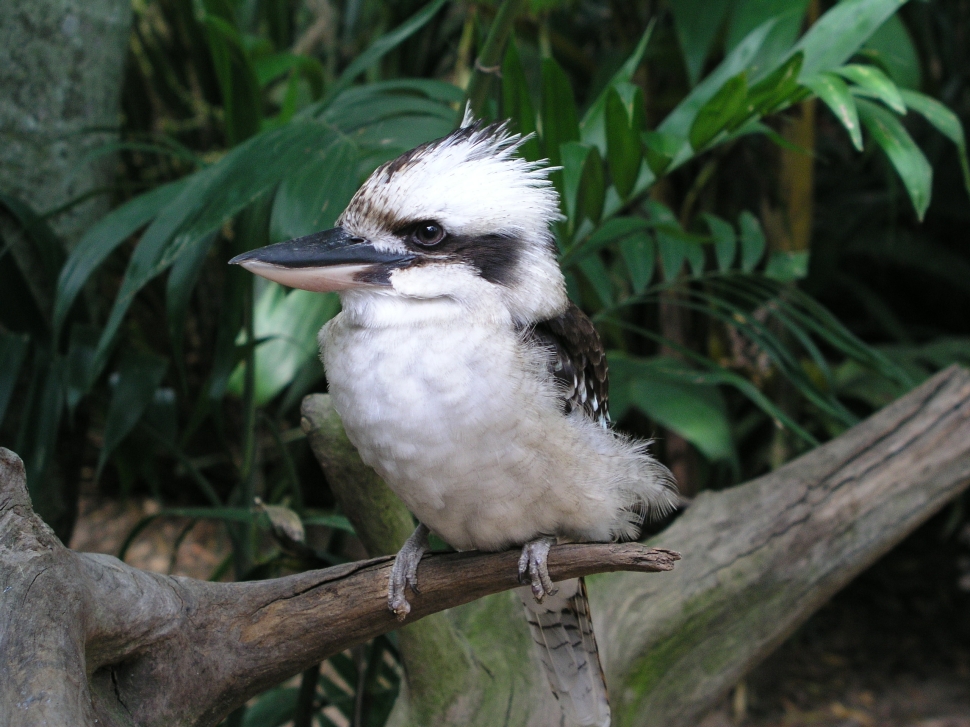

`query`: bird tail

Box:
[519,577,611,727]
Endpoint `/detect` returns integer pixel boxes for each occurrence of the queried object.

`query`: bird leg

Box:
[388,523,430,621]
[518,536,559,603]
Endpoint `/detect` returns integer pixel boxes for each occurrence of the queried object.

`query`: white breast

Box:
[320,292,671,552]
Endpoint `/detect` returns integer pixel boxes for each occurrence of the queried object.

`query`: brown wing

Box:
[527,301,609,426]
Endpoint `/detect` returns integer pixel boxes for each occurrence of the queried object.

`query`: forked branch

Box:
[0,447,677,727]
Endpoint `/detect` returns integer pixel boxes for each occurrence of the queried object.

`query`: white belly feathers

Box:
[320,296,664,552]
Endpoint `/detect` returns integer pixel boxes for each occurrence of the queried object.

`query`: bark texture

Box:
[302,366,970,727]
[0,447,677,727]
[0,0,131,248]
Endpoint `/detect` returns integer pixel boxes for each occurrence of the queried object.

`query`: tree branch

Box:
[601,363,970,727]
[0,447,677,727]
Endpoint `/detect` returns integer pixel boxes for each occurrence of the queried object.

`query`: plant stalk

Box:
[465,0,525,117]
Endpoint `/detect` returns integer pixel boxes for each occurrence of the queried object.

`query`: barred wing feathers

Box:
[519,578,611,727]
[521,303,613,726]
[528,301,610,427]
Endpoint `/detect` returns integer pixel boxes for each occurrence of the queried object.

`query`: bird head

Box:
[230,114,567,323]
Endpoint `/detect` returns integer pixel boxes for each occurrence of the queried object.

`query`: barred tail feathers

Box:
[519,577,611,727]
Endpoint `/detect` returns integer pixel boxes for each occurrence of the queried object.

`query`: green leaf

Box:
[202,2,263,145]
[580,145,606,225]
[159,507,256,523]
[576,255,614,308]
[561,142,589,224]
[166,231,216,379]
[794,0,907,79]
[744,51,804,117]
[302,513,356,534]
[860,14,921,90]
[19,355,67,527]
[726,0,809,54]
[79,140,202,169]
[242,687,298,727]
[689,72,748,150]
[227,284,339,406]
[702,213,736,272]
[541,57,580,169]
[684,240,705,277]
[91,121,339,386]
[0,194,65,293]
[765,250,810,281]
[581,22,654,155]
[564,216,650,266]
[618,229,656,293]
[254,52,324,99]
[605,84,645,198]
[609,353,734,462]
[54,179,188,343]
[658,231,686,281]
[645,201,685,281]
[660,18,779,141]
[857,98,932,220]
[738,211,766,272]
[641,130,682,177]
[501,39,542,162]
[802,72,863,151]
[98,351,168,479]
[838,63,906,114]
[321,0,449,107]
[0,331,29,427]
[560,142,605,227]
[670,0,732,87]
[64,324,99,411]
[269,135,359,242]
[322,83,458,160]
[899,89,970,197]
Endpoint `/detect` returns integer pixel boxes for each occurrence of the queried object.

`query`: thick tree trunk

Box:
[0,448,676,727]
[302,365,970,727]
[0,0,132,248]
[0,0,133,545]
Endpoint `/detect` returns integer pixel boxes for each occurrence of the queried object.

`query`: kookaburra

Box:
[232,111,678,727]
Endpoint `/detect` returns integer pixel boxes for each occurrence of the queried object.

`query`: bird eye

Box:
[412,222,446,247]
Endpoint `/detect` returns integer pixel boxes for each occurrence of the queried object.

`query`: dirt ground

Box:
[69,495,234,579]
[70,498,970,726]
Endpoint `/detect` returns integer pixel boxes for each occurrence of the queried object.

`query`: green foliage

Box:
[2,0,969,722]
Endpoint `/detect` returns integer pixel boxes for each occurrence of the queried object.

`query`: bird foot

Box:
[388,523,430,621]
[518,537,558,603]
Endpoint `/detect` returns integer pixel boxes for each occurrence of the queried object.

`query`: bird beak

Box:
[228,227,414,292]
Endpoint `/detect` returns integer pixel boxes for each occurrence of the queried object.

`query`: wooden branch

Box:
[0,447,677,727]
[598,364,970,727]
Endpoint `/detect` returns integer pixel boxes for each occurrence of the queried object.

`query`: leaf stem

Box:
[465,0,525,117]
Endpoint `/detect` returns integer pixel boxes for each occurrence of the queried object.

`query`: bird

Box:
[231,110,678,727]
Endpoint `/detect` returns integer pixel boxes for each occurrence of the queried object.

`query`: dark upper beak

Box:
[228,227,413,292]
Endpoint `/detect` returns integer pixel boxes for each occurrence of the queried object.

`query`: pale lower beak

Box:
[229,227,414,292]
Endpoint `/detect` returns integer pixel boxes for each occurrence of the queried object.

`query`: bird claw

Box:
[518,537,558,603]
[388,523,430,621]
